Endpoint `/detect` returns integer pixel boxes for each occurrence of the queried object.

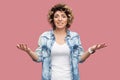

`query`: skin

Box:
[53,11,68,45]
[16,10,107,62]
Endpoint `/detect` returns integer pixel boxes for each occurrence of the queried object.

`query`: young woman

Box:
[17,3,107,80]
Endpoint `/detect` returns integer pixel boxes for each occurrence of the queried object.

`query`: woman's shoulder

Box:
[69,30,79,37]
[40,30,52,38]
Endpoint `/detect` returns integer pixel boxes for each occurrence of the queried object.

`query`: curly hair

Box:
[48,3,74,30]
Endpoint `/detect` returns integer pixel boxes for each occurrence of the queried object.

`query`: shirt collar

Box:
[50,29,71,39]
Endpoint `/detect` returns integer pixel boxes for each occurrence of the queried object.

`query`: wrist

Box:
[88,47,95,54]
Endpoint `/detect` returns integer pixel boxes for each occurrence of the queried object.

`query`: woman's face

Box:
[53,11,68,29]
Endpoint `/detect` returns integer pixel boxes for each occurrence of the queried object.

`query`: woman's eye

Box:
[63,16,67,18]
[62,15,67,18]
[54,15,59,18]
[54,14,67,18]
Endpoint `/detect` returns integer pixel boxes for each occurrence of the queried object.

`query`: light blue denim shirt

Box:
[35,29,84,80]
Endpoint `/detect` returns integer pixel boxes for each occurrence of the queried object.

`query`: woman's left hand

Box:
[90,43,107,51]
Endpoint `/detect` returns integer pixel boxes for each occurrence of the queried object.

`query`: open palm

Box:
[16,44,32,53]
[91,43,107,51]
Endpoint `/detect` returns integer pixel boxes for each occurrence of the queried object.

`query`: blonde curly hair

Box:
[48,3,74,30]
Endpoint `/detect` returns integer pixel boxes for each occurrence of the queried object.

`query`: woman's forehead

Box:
[54,11,66,15]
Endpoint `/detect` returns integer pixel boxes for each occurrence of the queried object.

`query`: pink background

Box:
[0,0,120,80]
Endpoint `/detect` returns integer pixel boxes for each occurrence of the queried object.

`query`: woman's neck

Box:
[54,28,67,35]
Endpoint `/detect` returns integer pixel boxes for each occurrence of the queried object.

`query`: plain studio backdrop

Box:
[0,0,120,80]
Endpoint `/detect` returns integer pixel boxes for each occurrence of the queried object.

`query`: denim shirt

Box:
[35,29,84,80]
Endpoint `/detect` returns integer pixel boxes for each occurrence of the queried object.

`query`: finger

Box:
[95,45,101,50]
[21,44,26,50]
[21,44,24,49]
[101,43,107,48]
[25,44,30,51]
[25,44,31,52]
[97,44,101,48]
[25,44,28,51]
[23,44,26,50]
[19,44,22,49]
[94,44,98,49]
[23,44,27,51]
[17,44,23,50]
[19,44,23,49]
[103,43,107,47]
[16,44,20,48]
[98,43,107,49]
[98,44,104,49]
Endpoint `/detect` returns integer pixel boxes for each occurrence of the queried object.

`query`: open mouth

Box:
[57,22,64,25]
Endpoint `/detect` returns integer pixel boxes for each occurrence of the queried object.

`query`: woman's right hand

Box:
[16,44,32,54]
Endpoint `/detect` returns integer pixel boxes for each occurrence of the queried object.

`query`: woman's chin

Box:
[56,26,66,29]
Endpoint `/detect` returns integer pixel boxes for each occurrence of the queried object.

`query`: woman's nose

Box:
[58,17,62,21]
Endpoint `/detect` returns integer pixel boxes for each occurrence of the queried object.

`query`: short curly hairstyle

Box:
[48,3,74,30]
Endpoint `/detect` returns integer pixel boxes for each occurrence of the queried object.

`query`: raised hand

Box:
[16,44,32,53]
[90,43,107,51]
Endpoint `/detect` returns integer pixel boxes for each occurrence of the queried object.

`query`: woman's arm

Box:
[80,43,107,61]
[16,44,39,61]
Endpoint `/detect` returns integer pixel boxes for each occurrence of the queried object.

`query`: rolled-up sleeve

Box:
[77,35,85,63]
[34,36,44,62]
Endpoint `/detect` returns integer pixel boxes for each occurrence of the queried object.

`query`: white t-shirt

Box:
[51,42,72,80]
